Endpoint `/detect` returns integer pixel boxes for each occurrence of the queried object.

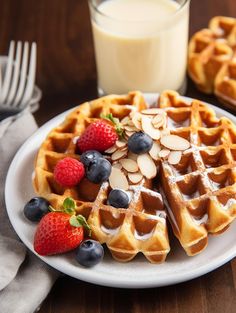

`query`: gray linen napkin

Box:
[0,112,59,313]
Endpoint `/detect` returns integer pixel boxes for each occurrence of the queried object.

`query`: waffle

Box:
[188,16,236,109]
[158,90,236,255]
[33,91,170,263]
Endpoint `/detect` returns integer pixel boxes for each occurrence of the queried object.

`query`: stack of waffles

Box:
[33,90,236,263]
[188,16,236,109]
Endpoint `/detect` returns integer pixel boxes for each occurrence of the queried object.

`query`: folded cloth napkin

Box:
[0,112,59,313]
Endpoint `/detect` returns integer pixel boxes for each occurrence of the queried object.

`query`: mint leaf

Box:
[64,208,75,215]
[63,197,75,211]
[77,215,92,236]
[69,215,92,236]
[69,215,81,227]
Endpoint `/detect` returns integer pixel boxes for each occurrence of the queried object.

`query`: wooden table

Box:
[1,0,236,312]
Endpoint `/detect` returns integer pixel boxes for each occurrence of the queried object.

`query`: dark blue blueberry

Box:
[75,240,104,267]
[24,197,50,222]
[86,157,111,184]
[128,132,153,154]
[108,189,130,208]
[80,150,102,168]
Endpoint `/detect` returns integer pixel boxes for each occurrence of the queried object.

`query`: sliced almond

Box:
[168,151,182,165]
[125,125,138,132]
[141,115,161,140]
[152,114,165,129]
[116,140,127,148]
[160,129,170,137]
[128,172,143,184]
[132,112,142,130]
[162,115,167,128]
[141,108,164,115]
[125,131,135,138]
[121,116,130,125]
[137,154,157,179]
[119,158,139,173]
[109,167,129,190]
[127,119,135,126]
[129,109,137,118]
[159,149,170,158]
[161,135,190,151]
[111,149,128,161]
[149,142,161,161]
[105,145,117,154]
[120,146,128,152]
[113,162,123,170]
[128,152,138,161]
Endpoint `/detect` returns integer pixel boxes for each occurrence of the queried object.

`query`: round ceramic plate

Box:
[5,94,236,288]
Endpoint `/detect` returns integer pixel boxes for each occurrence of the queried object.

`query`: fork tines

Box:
[0,40,37,110]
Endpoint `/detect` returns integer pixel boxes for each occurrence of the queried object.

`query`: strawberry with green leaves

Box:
[76,114,123,153]
[34,198,91,256]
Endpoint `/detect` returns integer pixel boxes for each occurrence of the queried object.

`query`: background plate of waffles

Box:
[5,92,236,288]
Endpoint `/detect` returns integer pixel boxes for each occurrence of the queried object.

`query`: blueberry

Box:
[75,240,104,267]
[128,132,153,154]
[24,197,50,222]
[80,150,102,168]
[86,158,111,184]
[108,189,130,208]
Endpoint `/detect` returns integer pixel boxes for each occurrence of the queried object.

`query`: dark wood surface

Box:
[1,0,236,312]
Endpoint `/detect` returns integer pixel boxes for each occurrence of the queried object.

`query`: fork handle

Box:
[0,111,19,122]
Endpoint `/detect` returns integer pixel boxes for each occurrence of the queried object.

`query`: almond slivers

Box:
[128,172,143,184]
[113,162,123,170]
[128,152,138,161]
[121,116,130,125]
[149,141,161,161]
[116,140,127,148]
[159,149,170,158]
[141,115,161,140]
[105,145,117,154]
[132,113,142,130]
[168,151,182,165]
[109,167,129,190]
[137,153,157,179]
[120,158,139,173]
[161,135,190,151]
[111,149,128,161]
[152,114,165,129]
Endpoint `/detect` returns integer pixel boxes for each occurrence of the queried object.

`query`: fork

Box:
[0,41,37,121]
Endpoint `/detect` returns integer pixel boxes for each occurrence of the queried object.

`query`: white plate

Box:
[5,94,236,288]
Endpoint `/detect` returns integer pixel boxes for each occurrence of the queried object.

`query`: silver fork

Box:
[0,41,37,121]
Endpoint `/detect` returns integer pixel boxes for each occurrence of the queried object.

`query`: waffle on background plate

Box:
[188,16,236,109]
[33,90,236,263]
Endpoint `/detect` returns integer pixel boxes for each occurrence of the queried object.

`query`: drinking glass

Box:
[88,0,191,95]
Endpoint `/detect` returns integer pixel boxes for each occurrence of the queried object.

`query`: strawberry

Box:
[76,115,122,153]
[34,198,91,256]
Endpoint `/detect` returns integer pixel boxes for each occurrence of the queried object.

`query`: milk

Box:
[89,0,190,94]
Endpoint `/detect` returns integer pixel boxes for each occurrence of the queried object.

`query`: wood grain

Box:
[0,1,235,312]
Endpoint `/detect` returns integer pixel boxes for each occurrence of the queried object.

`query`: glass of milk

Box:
[88,0,190,95]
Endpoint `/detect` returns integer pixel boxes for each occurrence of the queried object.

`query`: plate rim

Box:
[5,93,236,288]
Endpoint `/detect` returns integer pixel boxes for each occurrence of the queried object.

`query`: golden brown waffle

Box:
[33,91,170,263]
[158,90,236,256]
[188,16,236,109]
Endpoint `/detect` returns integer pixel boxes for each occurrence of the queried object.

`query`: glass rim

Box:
[88,0,190,24]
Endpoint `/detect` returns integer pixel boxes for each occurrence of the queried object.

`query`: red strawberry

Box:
[54,157,85,187]
[76,120,118,153]
[34,212,84,256]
